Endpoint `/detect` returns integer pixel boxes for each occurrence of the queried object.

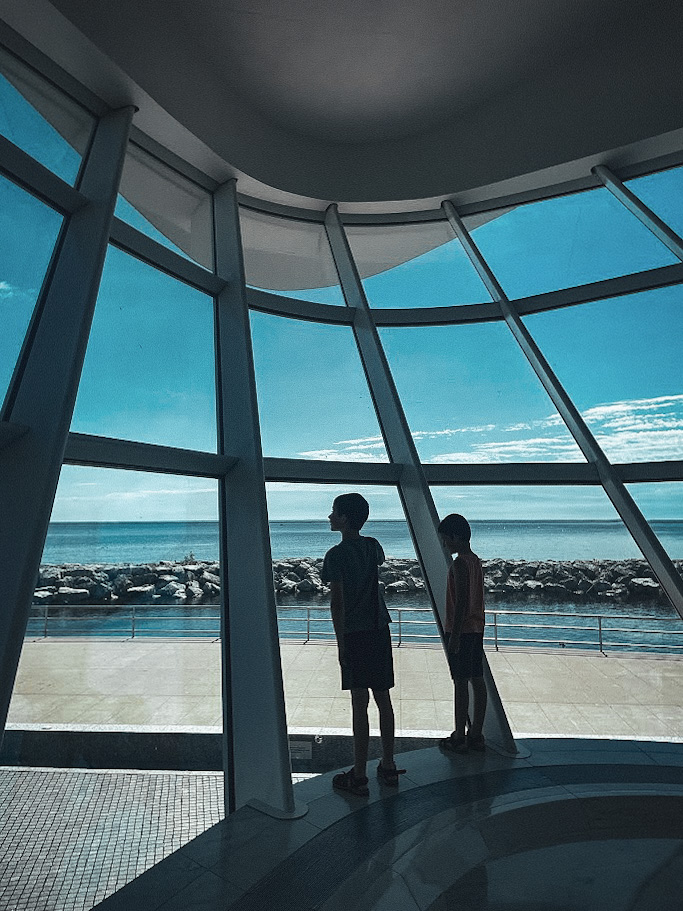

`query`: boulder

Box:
[53,586,90,603]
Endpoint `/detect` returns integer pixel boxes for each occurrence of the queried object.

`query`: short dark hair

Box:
[334,493,370,530]
[438,513,471,541]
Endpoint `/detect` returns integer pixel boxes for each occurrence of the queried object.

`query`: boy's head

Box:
[438,513,471,551]
[330,493,370,531]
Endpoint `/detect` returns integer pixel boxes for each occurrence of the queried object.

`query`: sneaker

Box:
[467,733,486,752]
[438,734,468,754]
[332,768,369,796]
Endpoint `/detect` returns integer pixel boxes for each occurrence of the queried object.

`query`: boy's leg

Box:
[350,687,370,778]
[454,679,469,740]
[372,689,396,769]
[469,676,487,738]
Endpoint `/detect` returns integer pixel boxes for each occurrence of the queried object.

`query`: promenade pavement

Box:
[7,639,683,741]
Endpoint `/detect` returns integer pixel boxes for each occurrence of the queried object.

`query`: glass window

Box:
[116,143,214,270]
[522,287,683,463]
[626,482,683,560]
[468,188,678,299]
[626,165,683,241]
[266,481,442,730]
[0,175,63,404]
[251,312,388,460]
[0,48,93,185]
[14,464,221,720]
[71,247,217,451]
[345,221,493,308]
[379,321,584,463]
[240,208,344,305]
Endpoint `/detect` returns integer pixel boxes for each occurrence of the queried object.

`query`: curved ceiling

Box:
[5,0,683,206]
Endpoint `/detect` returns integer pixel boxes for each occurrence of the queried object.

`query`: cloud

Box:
[0,280,17,298]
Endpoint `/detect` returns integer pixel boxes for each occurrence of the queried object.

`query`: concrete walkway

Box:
[8,639,683,740]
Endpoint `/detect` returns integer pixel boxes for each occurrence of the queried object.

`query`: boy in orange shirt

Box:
[438,513,487,753]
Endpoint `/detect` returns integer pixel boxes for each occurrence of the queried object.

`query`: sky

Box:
[1,73,682,524]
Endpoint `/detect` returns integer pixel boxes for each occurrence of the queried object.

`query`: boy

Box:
[438,513,487,753]
[321,493,404,795]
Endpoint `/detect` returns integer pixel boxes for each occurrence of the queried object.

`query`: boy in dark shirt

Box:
[322,493,404,795]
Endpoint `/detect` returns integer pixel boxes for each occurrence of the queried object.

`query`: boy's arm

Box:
[329,580,346,661]
[447,559,469,654]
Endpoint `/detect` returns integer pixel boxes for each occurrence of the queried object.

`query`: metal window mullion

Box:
[443,200,683,619]
[213,180,302,819]
[592,164,683,262]
[324,203,517,755]
[0,106,135,743]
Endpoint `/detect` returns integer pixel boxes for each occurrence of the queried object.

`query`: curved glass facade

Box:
[1,32,682,828]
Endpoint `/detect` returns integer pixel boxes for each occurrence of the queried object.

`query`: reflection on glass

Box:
[0,176,63,404]
[626,166,683,241]
[379,322,584,463]
[116,143,214,270]
[431,485,678,655]
[523,287,683,463]
[468,188,677,299]
[11,465,221,732]
[0,50,93,185]
[346,221,493,308]
[71,246,217,450]
[251,312,388,460]
[626,483,683,560]
[240,208,344,305]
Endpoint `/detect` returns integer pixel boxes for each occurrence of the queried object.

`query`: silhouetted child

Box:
[321,493,405,795]
[438,513,487,753]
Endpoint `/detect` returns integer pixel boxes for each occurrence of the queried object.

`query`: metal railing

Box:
[25,602,683,655]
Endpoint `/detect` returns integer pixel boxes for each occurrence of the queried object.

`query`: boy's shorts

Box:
[447,632,484,681]
[341,626,394,691]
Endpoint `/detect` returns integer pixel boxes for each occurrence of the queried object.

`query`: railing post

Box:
[306,605,310,643]
[598,615,604,654]
[43,605,48,640]
[494,612,499,651]
[398,608,402,647]
[131,606,136,640]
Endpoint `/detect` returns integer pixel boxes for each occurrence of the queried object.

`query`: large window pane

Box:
[71,247,217,450]
[241,208,344,305]
[431,485,682,737]
[0,176,63,403]
[13,464,221,724]
[116,143,214,270]
[0,48,93,185]
[346,221,493,308]
[626,166,683,241]
[379,321,584,463]
[468,188,677,299]
[523,287,683,462]
[251,312,388,460]
[266,482,443,733]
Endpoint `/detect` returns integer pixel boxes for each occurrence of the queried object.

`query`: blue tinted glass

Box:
[0,176,63,403]
[626,166,683,241]
[71,247,217,450]
[380,321,583,463]
[523,287,683,463]
[469,188,677,299]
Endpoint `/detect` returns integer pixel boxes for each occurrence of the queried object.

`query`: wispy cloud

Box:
[0,280,17,298]
[303,393,683,464]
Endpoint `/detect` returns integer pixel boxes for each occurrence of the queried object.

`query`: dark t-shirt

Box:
[321,536,390,633]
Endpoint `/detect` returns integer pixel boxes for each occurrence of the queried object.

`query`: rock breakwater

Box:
[33,557,682,606]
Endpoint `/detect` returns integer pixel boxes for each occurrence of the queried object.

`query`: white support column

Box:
[0,106,135,741]
[325,204,517,756]
[443,199,683,620]
[213,180,305,818]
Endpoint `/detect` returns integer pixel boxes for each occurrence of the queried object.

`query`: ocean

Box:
[41,518,683,565]
[33,519,683,652]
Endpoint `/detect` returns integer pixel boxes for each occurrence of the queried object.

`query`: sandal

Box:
[332,769,369,796]
[439,734,469,754]
[377,762,406,786]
